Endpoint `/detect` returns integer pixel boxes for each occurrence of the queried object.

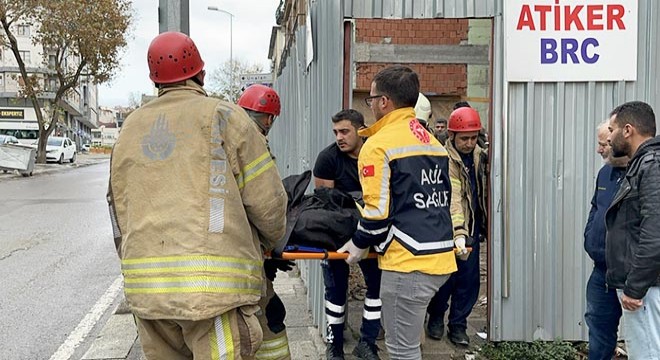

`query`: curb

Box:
[0,155,110,181]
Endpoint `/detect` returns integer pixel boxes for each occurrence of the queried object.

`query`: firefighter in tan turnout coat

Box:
[107,31,287,360]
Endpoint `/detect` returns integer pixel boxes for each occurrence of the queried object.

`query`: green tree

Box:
[0,0,132,163]
[207,59,264,102]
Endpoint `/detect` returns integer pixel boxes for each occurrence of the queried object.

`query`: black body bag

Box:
[272,171,361,256]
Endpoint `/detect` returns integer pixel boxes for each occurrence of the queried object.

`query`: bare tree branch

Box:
[207,59,266,102]
[0,0,132,163]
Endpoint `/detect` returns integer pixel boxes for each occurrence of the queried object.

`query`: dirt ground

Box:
[345,244,633,359]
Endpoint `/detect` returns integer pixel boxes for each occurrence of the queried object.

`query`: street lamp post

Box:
[208,6,234,73]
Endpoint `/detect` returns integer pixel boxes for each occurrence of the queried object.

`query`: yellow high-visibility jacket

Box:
[108,80,287,321]
[353,107,457,275]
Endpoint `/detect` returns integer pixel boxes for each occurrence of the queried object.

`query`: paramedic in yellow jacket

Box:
[338,65,458,359]
[107,32,287,360]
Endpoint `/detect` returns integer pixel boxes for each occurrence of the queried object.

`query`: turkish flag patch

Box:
[362,165,375,177]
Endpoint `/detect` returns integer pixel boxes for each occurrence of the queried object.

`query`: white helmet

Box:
[414,93,432,123]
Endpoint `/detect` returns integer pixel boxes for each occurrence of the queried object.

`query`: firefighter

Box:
[237,84,293,360]
[426,106,488,346]
[108,31,287,360]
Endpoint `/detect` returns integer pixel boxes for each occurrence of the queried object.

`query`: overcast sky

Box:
[98,0,279,107]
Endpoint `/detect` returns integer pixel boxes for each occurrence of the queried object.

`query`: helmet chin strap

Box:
[250,116,269,136]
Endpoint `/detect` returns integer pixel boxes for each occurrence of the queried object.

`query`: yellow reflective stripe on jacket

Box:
[451,170,465,227]
[236,151,275,189]
[452,214,465,227]
[360,160,391,220]
[256,332,290,360]
[385,144,448,160]
[124,275,261,295]
[121,255,262,276]
[450,177,461,189]
[211,312,235,360]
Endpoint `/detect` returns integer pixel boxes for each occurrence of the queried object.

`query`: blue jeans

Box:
[617,287,660,360]
[321,257,381,346]
[585,266,621,360]
[427,240,480,330]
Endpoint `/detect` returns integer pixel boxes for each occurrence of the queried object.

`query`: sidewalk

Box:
[0,152,110,181]
[82,267,326,360]
[82,259,487,360]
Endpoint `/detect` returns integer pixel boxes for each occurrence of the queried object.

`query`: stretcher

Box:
[267,245,472,260]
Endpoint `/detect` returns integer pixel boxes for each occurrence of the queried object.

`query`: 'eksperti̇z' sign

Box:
[504,0,637,82]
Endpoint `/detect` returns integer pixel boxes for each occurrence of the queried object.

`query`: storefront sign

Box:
[0,109,25,119]
[504,0,638,82]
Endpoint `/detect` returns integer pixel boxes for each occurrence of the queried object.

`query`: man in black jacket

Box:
[605,101,660,359]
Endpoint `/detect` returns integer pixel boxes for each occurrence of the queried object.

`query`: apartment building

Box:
[0,22,99,147]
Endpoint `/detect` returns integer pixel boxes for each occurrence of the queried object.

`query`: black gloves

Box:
[264,259,295,281]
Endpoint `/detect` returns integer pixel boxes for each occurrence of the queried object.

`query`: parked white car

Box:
[45,136,77,164]
[0,134,20,145]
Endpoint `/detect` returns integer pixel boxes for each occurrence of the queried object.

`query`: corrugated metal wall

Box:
[345,0,497,18]
[269,0,345,334]
[489,0,660,341]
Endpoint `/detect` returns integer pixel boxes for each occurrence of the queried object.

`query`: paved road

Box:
[0,161,122,360]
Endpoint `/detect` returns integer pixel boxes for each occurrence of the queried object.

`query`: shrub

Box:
[478,340,578,360]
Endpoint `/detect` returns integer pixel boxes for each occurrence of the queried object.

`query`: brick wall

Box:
[356,18,468,45]
[355,19,469,94]
[356,63,466,95]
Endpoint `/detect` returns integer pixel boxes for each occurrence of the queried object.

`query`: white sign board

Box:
[504,0,637,82]
[239,73,272,83]
[239,73,273,91]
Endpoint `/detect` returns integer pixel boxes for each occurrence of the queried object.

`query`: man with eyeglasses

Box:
[338,66,457,359]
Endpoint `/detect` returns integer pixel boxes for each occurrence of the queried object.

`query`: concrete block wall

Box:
[467,19,492,131]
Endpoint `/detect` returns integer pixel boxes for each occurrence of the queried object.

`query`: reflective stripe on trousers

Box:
[255,331,290,360]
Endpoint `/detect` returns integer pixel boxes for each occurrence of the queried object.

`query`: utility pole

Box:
[158,0,189,34]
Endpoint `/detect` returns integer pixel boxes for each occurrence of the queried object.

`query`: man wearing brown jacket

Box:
[107,32,287,360]
[426,106,488,346]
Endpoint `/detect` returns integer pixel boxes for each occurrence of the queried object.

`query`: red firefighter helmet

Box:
[237,84,281,116]
[448,107,482,132]
[147,32,204,84]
